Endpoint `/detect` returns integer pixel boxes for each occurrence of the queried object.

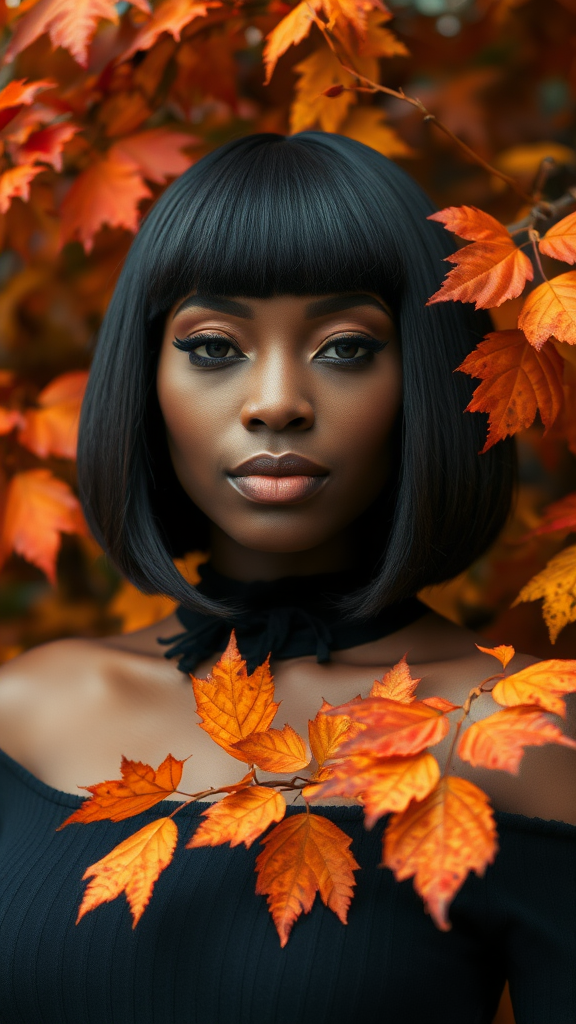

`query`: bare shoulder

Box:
[0,638,116,765]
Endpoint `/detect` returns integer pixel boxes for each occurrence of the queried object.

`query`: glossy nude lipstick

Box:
[227,454,329,505]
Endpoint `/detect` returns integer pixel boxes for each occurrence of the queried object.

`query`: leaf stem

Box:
[442,673,503,777]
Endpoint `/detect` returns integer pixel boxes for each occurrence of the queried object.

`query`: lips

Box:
[228,453,329,505]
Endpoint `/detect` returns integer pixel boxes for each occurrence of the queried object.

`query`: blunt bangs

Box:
[145,133,402,315]
[78,132,516,618]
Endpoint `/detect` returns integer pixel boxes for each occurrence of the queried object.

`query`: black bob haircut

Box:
[78,131,515,618]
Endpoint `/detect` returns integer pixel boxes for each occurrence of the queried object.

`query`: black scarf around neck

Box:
[159,562,427,674]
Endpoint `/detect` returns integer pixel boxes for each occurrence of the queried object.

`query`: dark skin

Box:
[0,294,574,833]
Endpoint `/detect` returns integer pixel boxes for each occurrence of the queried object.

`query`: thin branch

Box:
[442,673,503,777]
[308,9,535,204]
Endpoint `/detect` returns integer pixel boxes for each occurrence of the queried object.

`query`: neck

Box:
[208,523,355,582]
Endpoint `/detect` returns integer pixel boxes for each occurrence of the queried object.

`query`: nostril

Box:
[290,417,307,429]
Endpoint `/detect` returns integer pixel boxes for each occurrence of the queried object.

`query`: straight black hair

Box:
[78,132,515,617]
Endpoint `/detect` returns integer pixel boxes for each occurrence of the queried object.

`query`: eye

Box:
[315,334,387,366]
[173,333,245,367]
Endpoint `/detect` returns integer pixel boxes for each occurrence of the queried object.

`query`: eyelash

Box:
[173,332,388,368]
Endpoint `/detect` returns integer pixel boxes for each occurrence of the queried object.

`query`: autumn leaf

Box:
[0,407,24,434]
[518,272,576,349]
[18,370,88,459]
[15,122,79,172]
[109,128,197,184]
[369,654,421,702]
[191,631,279,760]
[263,0,319,84]
[0,468,86,582]
[428,205,513,242]
[121,0,219,60]
[290,47,355,134]
[458,706,576,774]
[77,817,178,926]
[491,658,576,717]
[309,751,441,828]
[58,152,152,253]
[457,330,564,450]
[538,211,576,264]
[528,493,576,536]
[341,107,414,159]
[308,699,356,767]
[513,544,576,643]
[255,811,359,946]
[0,165,44,215]
[58,753,185,828]
[233,723,310,773]
[0,78,56,131]
[383,776,497,930]
[187,786,286,849]
[427,243,533,309]
[476,643,515,669]
[332,697,451,758]
[4,0,149,69]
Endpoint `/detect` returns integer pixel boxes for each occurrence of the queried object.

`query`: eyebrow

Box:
[172,295,254,319]
[304,294,392,319]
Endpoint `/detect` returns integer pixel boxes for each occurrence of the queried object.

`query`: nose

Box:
[239,351,315,432]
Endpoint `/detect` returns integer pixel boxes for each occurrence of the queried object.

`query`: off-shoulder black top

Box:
[0,745,574,1024]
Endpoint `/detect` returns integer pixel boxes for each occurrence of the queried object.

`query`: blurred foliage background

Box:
[0,0,575,661]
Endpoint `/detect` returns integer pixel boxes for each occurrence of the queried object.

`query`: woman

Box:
[0,133,574,1024]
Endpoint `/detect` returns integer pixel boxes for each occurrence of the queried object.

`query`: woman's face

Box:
[157,293,402,575]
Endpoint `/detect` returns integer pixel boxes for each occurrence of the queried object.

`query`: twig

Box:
[307,7,535,204]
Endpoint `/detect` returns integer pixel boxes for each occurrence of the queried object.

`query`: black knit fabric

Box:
[0,745,575,1024]
[160,563,428,673]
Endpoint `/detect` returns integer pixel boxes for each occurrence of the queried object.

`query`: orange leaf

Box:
[0,468,86,582]
[538,211,576,264]
[528,493,576,536]
[309,751,440,828]
[513,544,576,643]
[458,706,576,774]
[308,699,356,767]
[383,776,497,930]
[428,205,513,242]
[518,272,576,349]
[369,654,421,702]
[491,658,576,717]
[191,631,279,760]
[233,723,309,773]
[290,47,354,134]
[5,0,128,68]
[0,407,24,435]
[427,240,533,309]
[122,0,219,60]
[332,697,451,757]
[77,817,178,927]
[58,753,185,827]
[476,643,515,669]
[263,0,319,84]
[0,78,55,131]
[255,811,359,946]
[187,786,286,849]
[59,152,152,253]
[18,370,88,459]
[0,164,44,215]
[109,128,197,184]
[457,330,564,450]
[421,696,461,713]
[16,122,79,172]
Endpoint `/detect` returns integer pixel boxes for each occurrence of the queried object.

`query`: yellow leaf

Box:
[290,47,354,134]
[341,106,415,158]
[513,544,576,643]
